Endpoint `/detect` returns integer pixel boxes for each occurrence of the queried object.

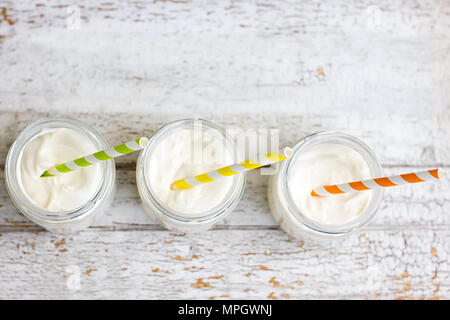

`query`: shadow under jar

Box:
[136,119,246,233]
[268,131,383,243]
[5,119,116,233]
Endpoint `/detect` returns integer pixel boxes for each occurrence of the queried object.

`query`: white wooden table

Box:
[0,0,449,299]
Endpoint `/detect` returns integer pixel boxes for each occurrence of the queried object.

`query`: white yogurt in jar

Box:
[17,128,103,212]
[287,143,373,225]
[268,132,382,242]
[147,127,235,215]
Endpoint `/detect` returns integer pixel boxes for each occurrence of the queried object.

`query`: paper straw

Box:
[40,137,148,177]
[171,147,293,190]
[310,168,445,197]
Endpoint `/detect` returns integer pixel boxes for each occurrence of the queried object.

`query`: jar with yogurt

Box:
[268,131,383,242]
[5,119,116,233]
[136,119,246,232]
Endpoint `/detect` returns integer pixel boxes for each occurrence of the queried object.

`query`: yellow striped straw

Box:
[170,147,293,190]
[40,137,148,177]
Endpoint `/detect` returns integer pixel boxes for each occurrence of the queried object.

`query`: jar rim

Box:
[5,118,116,223]
[137,118,246,223]
[281,131,383,235]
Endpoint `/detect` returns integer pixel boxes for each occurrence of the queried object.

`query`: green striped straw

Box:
[40,137,148,177]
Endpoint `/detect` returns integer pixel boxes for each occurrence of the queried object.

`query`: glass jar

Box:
[5,119,116,233]
[136,119,246,233]
[268,131,383,242]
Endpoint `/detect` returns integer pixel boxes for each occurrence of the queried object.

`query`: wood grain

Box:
[0,1,449,115]
[1,110,449,166]
[1,165,449,231]
[0,229,447,300]
[0,0,448,299]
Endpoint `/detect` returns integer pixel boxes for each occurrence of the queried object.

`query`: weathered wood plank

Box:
[0,0,448,119]
[1,165,448,232]
[0,229,447,299]
[0,0,449,300]
[1,111,448,231]
[1,110,449,167]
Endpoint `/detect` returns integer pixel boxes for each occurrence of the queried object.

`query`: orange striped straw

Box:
[310,169,445,198]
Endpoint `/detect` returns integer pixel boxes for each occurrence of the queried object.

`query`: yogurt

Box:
[136,119,246,233]
[147,127,234,215]
[287,143,373,225]
[268,132,383,242]
[18,128,103,212]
